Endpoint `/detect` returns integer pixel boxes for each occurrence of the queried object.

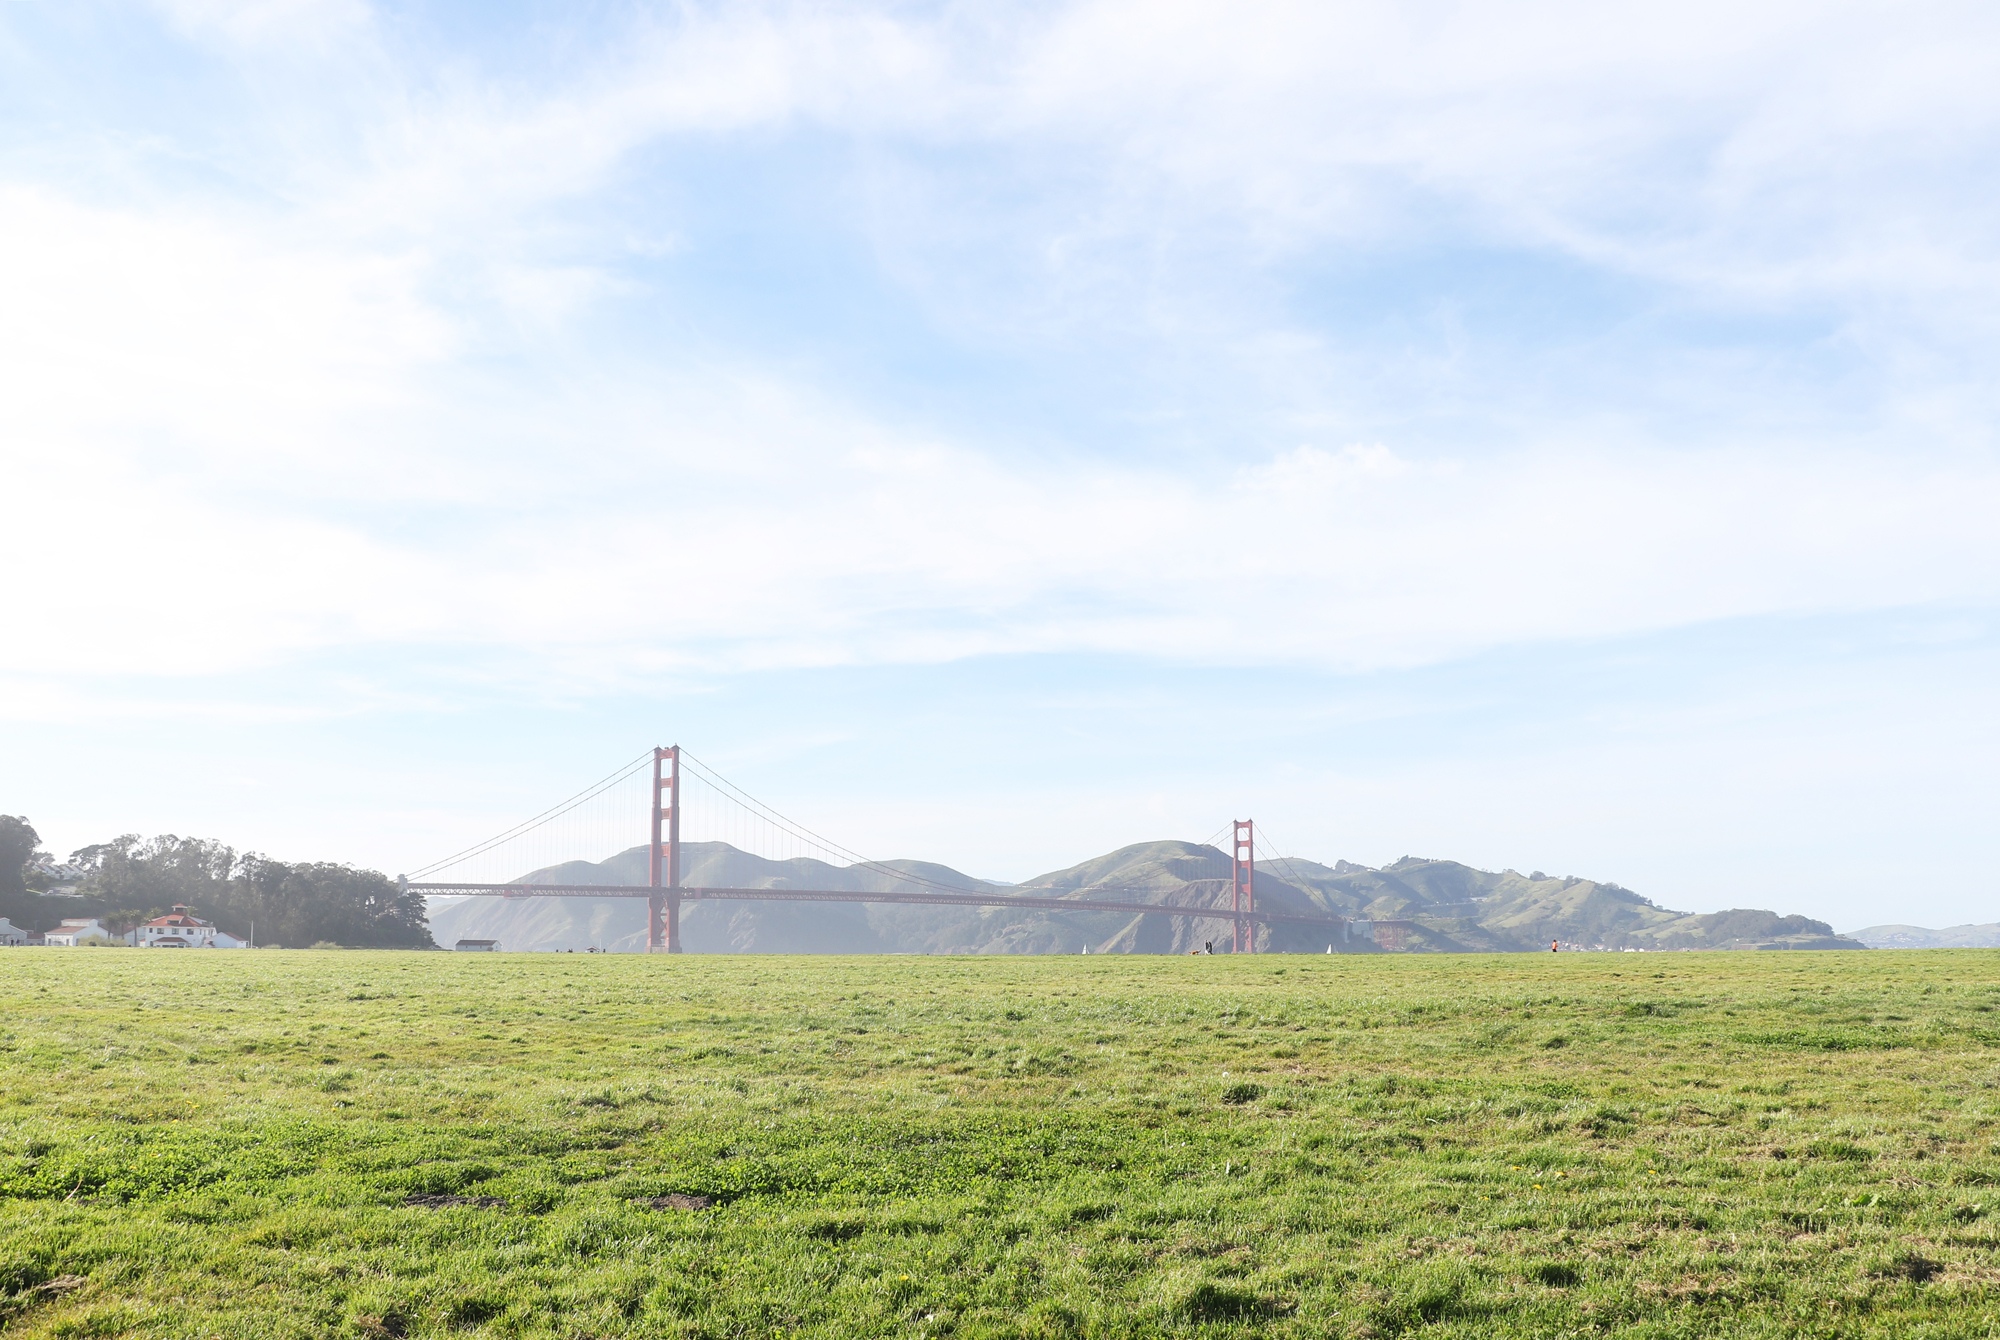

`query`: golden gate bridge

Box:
[403,746,1351,953]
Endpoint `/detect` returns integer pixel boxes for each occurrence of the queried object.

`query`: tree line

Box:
[1,815,433,949]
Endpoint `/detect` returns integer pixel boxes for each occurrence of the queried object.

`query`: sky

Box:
[4,0,1998,931]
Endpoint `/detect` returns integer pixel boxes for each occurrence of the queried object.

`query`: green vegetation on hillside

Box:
[3,950,1998,1336]
[1266,854,1863,952]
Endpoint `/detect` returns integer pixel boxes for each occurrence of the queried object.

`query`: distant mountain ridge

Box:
[426,839,1865,954]
[1843,923,2000,950]
[1258,854,1863,952]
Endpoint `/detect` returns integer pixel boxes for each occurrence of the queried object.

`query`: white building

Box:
[138,906,245,948]
[28,857,90,884]
[454,938,500,952]
[43,918,135,947]
[0,918,27,947]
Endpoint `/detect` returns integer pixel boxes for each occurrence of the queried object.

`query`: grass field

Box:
[2,949,1999,1338]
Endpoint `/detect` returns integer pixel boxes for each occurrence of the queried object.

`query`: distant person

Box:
[1551,939,1559,953]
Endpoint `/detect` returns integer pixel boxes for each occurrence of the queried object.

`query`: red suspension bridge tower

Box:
[648,745,681,953]
[1233,819,1255,954]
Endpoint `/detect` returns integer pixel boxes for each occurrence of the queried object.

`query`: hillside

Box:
[1844,922,2000,949]
[428,843,992,954]
[1259,855,1864,952]
[428,840,1862,954]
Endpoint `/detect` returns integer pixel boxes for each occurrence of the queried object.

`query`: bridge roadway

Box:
[405,880,1348,930]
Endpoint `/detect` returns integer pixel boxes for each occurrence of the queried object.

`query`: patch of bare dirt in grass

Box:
[1661,1277,1733,1304]
[1170,1235,1253,1262]
[0,1275,90,1327]
[1927,1259,2000,1288]
[636,1193,712,1211]
[1874,1251,1943,1283]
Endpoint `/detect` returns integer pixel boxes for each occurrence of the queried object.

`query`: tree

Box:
[0,815,40,923]
[236,857,433,949]
[79,835,236,924]
[56,831,433,949]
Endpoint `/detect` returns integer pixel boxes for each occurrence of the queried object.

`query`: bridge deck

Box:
[406,882,1347,928]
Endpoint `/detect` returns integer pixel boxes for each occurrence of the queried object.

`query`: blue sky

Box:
[4,0,1998,929]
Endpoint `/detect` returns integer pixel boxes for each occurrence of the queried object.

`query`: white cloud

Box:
[8,1,2000,706]
[0,185,451,477]
[10,208,2000,696]
[94,0,2000,365]
[146,0,370,47]
[1006,0,2000,268]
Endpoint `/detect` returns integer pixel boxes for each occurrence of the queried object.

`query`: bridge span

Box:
[404,877,1350,937]
[407,744,1342,952]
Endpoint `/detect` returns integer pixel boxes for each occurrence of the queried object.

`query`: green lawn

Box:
[2,948,1999,1337]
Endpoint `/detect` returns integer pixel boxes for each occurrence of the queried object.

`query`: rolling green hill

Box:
[1259,854,1863,952]
[427,840,1862,954]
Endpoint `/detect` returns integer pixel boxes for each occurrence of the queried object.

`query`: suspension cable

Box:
[409,750,654,879]
[678,751,1237,900]
[1247,822,1330,903]
[678,751,999,897]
